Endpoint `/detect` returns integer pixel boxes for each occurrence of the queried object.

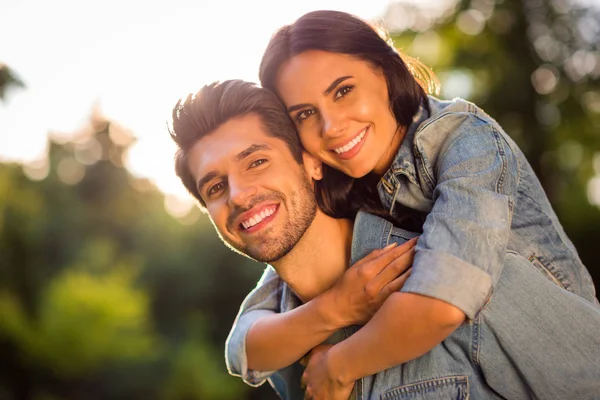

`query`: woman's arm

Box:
[399,115,518,319]
[245,240,416,371]
[303,292,464,393]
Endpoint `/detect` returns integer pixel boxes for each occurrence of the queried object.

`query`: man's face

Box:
[187,113,319,262]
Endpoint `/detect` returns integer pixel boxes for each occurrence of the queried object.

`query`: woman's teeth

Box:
[333,128,367,155]
[241,206,276,230]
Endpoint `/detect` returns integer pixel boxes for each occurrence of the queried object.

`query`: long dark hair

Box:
[259,10,433,226]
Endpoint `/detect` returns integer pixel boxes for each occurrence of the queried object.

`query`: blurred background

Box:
[1,0,599,399]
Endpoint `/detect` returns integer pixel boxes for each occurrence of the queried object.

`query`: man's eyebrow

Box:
[197,171,219,195]
[195,145,271,194]
[286,76,354,114]
[234,144,271,162]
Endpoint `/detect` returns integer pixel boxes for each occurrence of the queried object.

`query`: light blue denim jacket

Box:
[378,96,597,316]
[226,213,600,399]
[225,96,600,398]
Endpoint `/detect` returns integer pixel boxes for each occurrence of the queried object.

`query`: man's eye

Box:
[207,182,225,196]
[295,109,315,123]
[334,85,354,100]
[249,159,268,168]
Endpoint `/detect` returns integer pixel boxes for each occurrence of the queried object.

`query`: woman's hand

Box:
[301,344,353,400]
[325,237,417,327]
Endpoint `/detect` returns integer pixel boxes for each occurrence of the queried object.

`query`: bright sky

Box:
[0,0,394,205]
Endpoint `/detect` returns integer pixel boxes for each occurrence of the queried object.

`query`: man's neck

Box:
[271,211,353,303]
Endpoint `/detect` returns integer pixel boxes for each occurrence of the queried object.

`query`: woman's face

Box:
[276,50,402,178]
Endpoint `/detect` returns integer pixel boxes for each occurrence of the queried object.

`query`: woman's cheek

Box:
[353,100,374,119]
[299,132,320,153]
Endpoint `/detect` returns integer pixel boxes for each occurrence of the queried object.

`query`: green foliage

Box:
[0,116,263,399]
[0,267,159,377]
[161,316,246,400]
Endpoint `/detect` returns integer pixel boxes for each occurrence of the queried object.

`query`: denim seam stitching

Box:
[387,182,402,218]
[491,125,508,194]
[529,254,571,291]
[470,312,482,368]
[413,143,435,193]
[381,375,469,399]
[381,216,394,247]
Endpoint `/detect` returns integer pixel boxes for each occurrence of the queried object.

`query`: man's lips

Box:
[236,203,279,234]
[329,126,369,160]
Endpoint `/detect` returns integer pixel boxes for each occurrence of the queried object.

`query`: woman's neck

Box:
[373,124,406,176]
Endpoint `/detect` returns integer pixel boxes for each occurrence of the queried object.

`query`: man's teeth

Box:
[241,207,276,230]
[334,128,367,155]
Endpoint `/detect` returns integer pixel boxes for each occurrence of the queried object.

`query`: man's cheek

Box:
[207,211,227,236]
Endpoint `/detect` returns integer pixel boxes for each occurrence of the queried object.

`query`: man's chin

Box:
[224,239,293,263]
[245,243,294,263]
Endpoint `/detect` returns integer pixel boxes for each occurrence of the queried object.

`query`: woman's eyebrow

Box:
[287,103,310,113]
[323,76,353,96]
[287,75,354,113]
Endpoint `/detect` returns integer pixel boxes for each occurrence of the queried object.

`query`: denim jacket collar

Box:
[387,101,431,183]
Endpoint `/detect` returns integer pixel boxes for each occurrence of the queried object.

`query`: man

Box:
[170,80,600,400]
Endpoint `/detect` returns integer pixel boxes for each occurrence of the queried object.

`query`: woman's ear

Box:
[302,152,323,181]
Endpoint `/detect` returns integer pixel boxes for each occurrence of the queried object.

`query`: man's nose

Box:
[228,179,257,208]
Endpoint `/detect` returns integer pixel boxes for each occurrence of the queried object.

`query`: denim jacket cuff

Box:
[402,249,493,319]
[225,309,275,387]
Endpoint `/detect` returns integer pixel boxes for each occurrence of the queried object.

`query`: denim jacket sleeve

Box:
[402,113,519,319]
[225,265,282,386]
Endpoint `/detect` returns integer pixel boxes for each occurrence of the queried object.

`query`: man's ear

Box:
[301,152,323,181]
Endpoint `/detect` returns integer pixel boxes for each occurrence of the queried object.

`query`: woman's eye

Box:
[207,182,225,196]
[295,109,315,123]
[249,159,268,168]
[334,85,354,100]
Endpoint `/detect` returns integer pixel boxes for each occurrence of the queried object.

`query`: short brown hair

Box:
[169,80,303,207]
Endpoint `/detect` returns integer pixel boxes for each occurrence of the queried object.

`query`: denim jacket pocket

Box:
[529,255,571,291]
[381,376,469,400]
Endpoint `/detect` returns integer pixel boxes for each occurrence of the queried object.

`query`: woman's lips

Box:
[330,126,369,160]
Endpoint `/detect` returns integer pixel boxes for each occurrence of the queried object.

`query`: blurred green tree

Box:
[0,107,263,399]
[0,267,158,376]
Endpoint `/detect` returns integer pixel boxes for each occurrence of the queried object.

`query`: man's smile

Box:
[237,203,280,234]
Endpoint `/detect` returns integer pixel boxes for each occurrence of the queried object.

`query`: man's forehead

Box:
[187,114,289,173]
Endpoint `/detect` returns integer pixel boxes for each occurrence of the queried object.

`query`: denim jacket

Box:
[379,96,597,317]
[225,213,600,399]
[225,96,600,398]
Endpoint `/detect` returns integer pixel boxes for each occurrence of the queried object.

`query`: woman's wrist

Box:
[324,342,354,386]
[314,288,347,330]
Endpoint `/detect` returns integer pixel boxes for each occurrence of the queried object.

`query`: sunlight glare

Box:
[0,0,392,215]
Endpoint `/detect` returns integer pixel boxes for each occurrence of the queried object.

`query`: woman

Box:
[254,9,599,398]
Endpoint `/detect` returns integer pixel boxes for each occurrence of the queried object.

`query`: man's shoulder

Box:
[351,212,419,264]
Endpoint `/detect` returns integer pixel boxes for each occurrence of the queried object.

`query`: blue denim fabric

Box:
[225,212,600,399]
[380,96,598,319]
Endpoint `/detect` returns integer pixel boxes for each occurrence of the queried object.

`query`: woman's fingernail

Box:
[383,242,398,250]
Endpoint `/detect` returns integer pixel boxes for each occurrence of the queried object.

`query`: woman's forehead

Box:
[276,51,385,101]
